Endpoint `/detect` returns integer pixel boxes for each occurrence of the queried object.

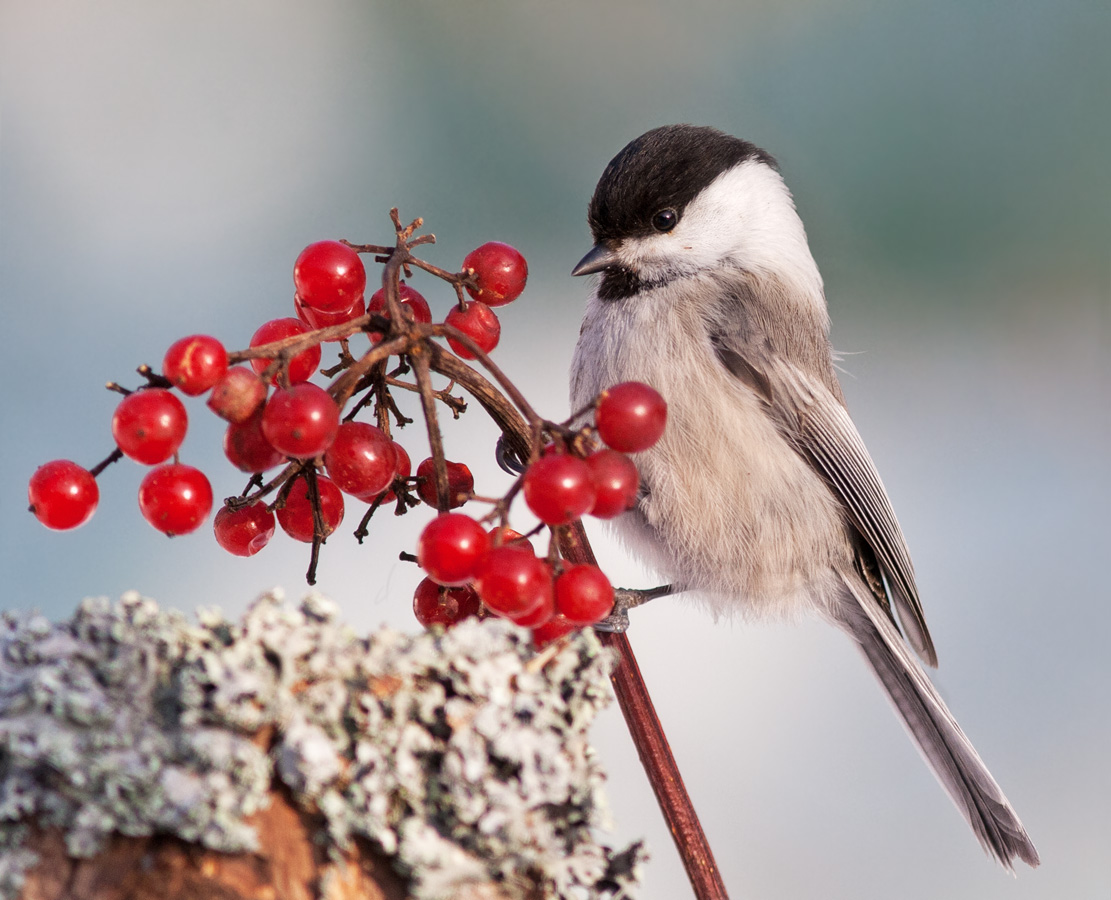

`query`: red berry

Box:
[28,460,99,530]
[462,242,528,306]
[415,457,474,509]
[112,389,188,465]
[249,318,321,385]
[162,335,228,396]
[368,441,410,503]
[366,284,432,341]
[531,614,578,648]
[276,475,344,542]
[488,525,535,554]
[474,548,554,620]
[554,564,614,625]
[522,454,596,526]
[417,513,490,586]
[224,408,284,473]
[324,422,397,498]
[508,582,554,628]
[584,449,639,519]
[293,241,366,313]
[207,367,267,424]
[213,502,275,557]
[595,382,667,453]
[444,301,500,359]
[138,463,213,536]
[412,578,481,628]
[294,293,366,340]
[261,383,340,460]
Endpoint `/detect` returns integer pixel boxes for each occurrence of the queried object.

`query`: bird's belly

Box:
[571,297,851,620]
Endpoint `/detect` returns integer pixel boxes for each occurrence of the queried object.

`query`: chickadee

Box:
[570,124,1038,870]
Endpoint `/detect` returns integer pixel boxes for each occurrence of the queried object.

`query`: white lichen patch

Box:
[0,592,645,899]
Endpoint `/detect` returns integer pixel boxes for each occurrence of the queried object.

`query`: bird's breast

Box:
[570,282,852,620]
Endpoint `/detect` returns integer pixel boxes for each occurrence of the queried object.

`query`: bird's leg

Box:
[593,584,674,633]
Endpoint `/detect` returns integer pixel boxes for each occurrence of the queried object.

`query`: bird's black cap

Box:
[586,125,776,244]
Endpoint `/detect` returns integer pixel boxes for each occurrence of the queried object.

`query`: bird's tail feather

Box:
[835,573,1039,870]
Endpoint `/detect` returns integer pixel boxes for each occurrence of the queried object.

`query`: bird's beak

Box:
[571,243,620,276]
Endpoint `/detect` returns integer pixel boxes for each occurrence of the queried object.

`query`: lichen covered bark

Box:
[0,592,644,899]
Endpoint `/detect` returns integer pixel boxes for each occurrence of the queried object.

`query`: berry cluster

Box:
[411,381,666,645]
[28,212,666,648]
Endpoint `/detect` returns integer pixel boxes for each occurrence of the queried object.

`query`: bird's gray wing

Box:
[712,332,938,666]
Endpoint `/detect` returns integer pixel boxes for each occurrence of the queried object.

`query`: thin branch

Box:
[304,466,325,585]
[410,347,450,511]
[89,448,124,478]
[557,521,730,900]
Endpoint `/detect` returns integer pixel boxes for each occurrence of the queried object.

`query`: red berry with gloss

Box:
[413,578,481,628]
[224,408,284,473]
[463,242,528,307]
[366,284,432,341]
[416,457,474,509]
[367,441,410,503]
[324,422,397,498]
[249,318,321,385]
[595,382,667,453]
[28,460,99,530]
[213,502,276,557]
[508,581,554,628]
[295,293,366,340]
[162,335,228,396]
[445,301,500,359]
[138,464,213,536]
[294,240,366,313]
[261,383,340,460]
[584,449,639,519]
[488,526,535,554]
[417,513,490,586]
[474,547,554,620]
[112,389,188,465]
[522,453,596,526]
[554,564,614,625]
[531,614,578,648]
[207,367,267,423]
[276,475,344,542]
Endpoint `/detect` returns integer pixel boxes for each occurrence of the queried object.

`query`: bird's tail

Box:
[835,572,1040,870]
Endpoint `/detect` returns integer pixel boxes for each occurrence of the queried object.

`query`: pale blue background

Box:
[1,2,1107,897]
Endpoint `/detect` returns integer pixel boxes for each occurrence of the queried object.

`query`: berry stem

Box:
[353,491,389,544]
[410,347,451,512]
[304,466,325,585]
[557,521,730,900]
[88,448,124,478]
[428,323,542,433]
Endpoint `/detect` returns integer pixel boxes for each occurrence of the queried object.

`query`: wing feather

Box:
[710,319,937,666]
[776,363,937,665]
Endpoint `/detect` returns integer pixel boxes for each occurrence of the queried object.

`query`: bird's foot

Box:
[593,584,673,633]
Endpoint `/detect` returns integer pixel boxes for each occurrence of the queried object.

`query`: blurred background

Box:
[1,1,1107,897]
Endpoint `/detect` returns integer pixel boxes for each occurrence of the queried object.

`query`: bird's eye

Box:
[651,208,678,233]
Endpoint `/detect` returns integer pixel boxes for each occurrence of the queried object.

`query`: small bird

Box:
[569,124,1039,869]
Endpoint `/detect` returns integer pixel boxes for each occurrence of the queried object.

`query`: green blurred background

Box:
[2,1,1107,897]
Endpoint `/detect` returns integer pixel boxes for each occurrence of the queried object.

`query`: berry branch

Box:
[27,211,727,900]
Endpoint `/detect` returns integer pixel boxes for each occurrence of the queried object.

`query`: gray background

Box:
[2,1,1107,897]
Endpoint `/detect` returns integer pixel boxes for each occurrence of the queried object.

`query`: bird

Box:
[568,123,1039,870]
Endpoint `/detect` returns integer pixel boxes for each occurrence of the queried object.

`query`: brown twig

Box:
[558,521,730,900]
[410,347,450,511]
[304,466,325,585]
[89,448,124,478]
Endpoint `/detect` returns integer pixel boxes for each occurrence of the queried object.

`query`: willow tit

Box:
[570,124,1038,870]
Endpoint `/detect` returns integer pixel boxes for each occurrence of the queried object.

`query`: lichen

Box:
[0,591,646,899]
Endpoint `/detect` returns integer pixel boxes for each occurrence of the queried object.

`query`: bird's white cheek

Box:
[618,234,707,280]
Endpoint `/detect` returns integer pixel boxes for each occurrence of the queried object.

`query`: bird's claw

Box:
[592,584,672,634]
